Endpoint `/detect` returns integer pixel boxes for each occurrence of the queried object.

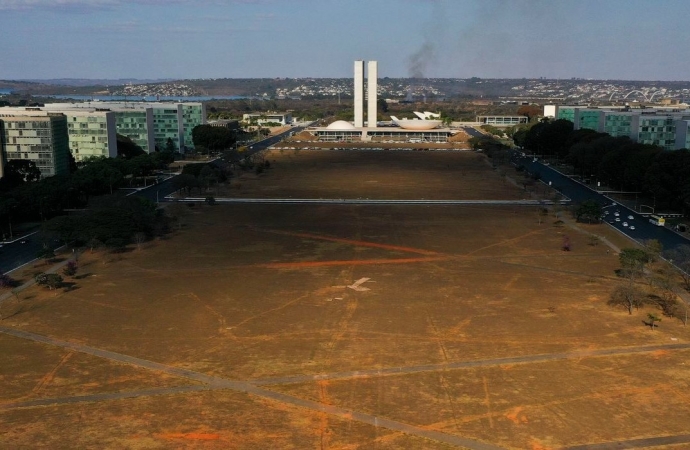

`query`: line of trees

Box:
[42,196,170,251]
[0,139,174,239]
[517,119,690,213]
[609,241,689,327]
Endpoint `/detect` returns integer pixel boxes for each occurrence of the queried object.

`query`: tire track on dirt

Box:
[0,385,210,410]
[32,351,74,395]
[0,326,506,450]
[426,311,462,432]
[252,228,441,256]
[254,256,450,269]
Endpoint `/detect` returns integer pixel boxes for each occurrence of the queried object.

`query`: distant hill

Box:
[15,78,175,87]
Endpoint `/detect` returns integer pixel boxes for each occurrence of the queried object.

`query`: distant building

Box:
[545,105,690,150]
[0,111,71,178]
[476,115,529,126]
[208,119,240,131]
[242,112,293,126]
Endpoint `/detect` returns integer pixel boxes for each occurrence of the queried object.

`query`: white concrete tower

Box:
[354,60,364,128]
[367,60,378,128]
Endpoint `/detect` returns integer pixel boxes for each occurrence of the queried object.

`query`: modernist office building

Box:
[544,105,690,150]
[43,101,206,153]
[0,111,71,178]
[0,106,118,162]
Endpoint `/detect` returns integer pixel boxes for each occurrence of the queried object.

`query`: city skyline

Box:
[2,0,690,81]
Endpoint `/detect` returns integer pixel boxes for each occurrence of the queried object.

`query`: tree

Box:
[574,200,602,224]
[377,97,389,113]
[647,313,661,330]
[608,284,643,315]
[516,105,542,121]
[165,137,176,153]
[643,239,663,263]
[35,273,63,290]
[665,245,690,290]
[619,248,649,278]
[651,266,680,318]
[36,246,56,262]
[116,134,146,159]
[192,125,235,152]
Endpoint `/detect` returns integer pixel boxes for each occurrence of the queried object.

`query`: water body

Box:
[47,94,250,102]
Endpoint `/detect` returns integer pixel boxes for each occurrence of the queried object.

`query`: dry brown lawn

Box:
[1,150,689,449]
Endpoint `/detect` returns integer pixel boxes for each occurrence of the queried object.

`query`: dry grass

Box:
[1,150,689,449]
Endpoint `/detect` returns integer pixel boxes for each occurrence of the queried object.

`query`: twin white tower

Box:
[354,60,378,128]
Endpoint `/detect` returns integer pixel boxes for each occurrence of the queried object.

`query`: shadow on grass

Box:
[62,282,80,292]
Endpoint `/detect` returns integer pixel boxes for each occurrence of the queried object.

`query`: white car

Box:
[604,211,610,215]
[614,212,620,217]
[627,215,634,220]
[615,217,620,222]
[630,226,636,230]
[623,222,628,227]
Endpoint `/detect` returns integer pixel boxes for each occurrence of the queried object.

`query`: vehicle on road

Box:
[628,215,634,220]
[630,226,636,230]
[623,222,628,227]
[615,218,620,222]
[614,212,620,217]
[649,215,666,226]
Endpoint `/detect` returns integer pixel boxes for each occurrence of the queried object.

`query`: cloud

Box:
[0,0,266,12]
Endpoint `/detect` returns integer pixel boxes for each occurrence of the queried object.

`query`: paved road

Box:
[462,126,485,138]
[512,152,690,253]
[0,233,44,274]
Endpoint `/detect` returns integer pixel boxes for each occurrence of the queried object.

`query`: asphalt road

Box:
[462,126,485,138]
[512,152,690,253]
[0,233,44,274]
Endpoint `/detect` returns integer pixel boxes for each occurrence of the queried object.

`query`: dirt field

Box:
[1,150,689,449]
[221,150,524,200]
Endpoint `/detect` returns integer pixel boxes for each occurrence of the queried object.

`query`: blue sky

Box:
[1,0,689,81]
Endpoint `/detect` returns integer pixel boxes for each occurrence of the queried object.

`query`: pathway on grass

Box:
[252,343,690,386]
[562,434,690,449]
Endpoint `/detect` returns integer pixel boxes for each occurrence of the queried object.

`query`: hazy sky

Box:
[2,0,689,81]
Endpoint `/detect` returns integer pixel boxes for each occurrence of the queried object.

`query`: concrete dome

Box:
[327,120,356,130]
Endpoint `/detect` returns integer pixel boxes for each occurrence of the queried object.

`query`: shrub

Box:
[63,261,78,277]
[35,273,63,290]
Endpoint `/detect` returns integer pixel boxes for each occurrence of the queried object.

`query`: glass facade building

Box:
[552,105,690,150]
[0,113,70,177]
[65,111,117,161]
[43,101,206,153]
[113,110,155,153]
